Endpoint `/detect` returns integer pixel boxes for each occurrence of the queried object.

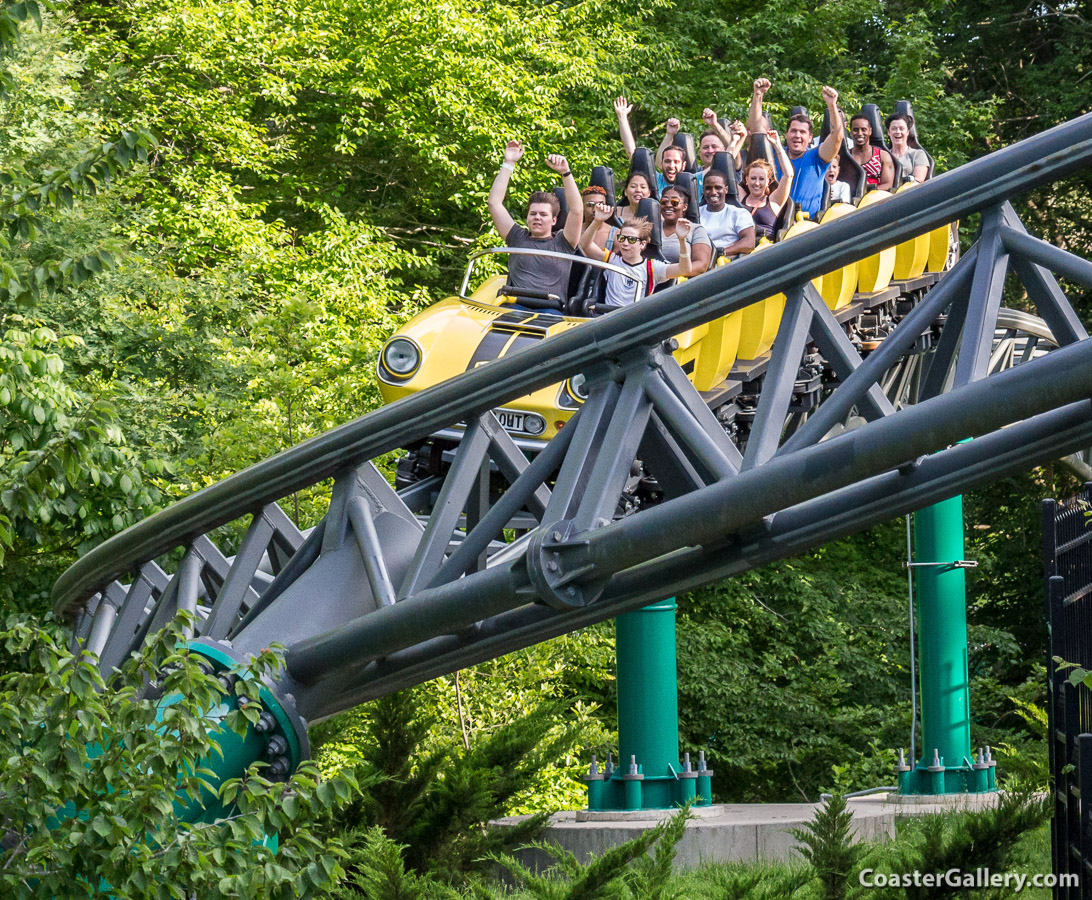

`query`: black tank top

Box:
[746,197,778,241]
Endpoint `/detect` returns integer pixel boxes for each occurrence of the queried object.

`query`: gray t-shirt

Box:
[660,223,712,264]
[505,224,575,303]
[896,148,930,181]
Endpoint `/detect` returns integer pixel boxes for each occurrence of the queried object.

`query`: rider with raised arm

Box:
[695,108,746,198]
[580,203,694,309]
[487,140,583,308]
[747,79,844,220]
[614,97,686,195]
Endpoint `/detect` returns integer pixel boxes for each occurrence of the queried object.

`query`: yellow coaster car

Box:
[377,247,751,452]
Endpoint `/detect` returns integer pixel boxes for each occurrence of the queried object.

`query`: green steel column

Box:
[614,599,681,809]
[901,495,986,794]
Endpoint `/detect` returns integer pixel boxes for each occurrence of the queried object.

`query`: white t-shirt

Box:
[603,255,670,309]
[829,180,852,204]
[699,204,755,249]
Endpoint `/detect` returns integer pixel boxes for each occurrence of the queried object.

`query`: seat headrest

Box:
[627,148,659,199]
[836,145,866,201]
[746,133,777,172]
[672,132,698,173]
[858,103,889,150]
[820,106,847,142]
[552,186,569,224]
[709,151,740,203]
[894,99,925,150]
[672,172,702,223]
[589,165,617,208]
[634,197,663,253]
[787,105,810,132]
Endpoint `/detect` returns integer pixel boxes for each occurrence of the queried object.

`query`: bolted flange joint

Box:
[525,519,603,610]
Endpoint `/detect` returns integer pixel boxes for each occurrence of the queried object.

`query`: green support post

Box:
[586,599,712,810]
[900,495,993,794]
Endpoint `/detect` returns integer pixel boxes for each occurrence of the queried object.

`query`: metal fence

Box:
[1044,483,1092,898]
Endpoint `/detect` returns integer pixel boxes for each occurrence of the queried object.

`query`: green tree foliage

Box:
[676,524,913,801]
[316,680,601,883]
[0,617,352,897]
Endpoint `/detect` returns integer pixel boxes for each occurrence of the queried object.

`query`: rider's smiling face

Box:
[700,134,725,165]
[662,148,685,180]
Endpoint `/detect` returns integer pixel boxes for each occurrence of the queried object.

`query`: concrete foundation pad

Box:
[492,791,1002,870]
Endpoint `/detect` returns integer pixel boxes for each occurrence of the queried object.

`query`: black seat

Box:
[709,150,743,206]
[636,197,664,256]
[859,104,890,151]
[894,100,936,181]
[628,147,659,199]
[672,172,701,223]
[589,164,618,207]
[671,132,699,173]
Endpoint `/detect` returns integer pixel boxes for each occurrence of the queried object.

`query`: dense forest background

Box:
[0,0,1090,818]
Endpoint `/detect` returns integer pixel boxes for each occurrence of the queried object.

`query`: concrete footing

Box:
[492,792,1000,870]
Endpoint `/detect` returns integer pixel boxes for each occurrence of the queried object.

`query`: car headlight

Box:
[382,338,421,377]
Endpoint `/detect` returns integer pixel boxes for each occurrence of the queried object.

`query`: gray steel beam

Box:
[284,334,1092,687]
[52,112,1092,618]
[954,208,1009,386]
[201,510,273,640]
[429,413,577,588]
[742,286,813,470]
[1002,225,1092,290]
[802,285,895,422]
[780,247,976,453]
[299,398,1092,715]
[398,419,491,599]
[347,498,396,608]
[644,375,736,482]
[571,376,653,532]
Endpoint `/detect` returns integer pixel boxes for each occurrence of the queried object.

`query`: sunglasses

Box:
[616,235,645,245]
[661,198,685,208]
[583,200,602,207]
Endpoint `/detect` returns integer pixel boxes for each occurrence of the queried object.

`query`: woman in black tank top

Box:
[741,130,794,242]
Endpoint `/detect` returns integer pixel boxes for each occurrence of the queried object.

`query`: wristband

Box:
[500,162,515,171]
[561,170,573,178]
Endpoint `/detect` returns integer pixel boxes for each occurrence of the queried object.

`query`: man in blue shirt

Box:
[747,79,844,220]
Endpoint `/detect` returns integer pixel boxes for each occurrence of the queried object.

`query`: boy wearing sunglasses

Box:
[579,202,694,309]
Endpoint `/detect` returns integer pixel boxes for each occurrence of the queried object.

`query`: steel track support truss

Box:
[56,118,1092,742]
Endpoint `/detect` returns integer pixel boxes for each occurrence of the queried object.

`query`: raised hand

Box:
[730,120,747,139]
[545,153,570,174]
[766,128,781,144]
[614,96,633,117]
[821,85,839,106]
[593,201,614,222]
[665,117,681,136]
[504,140,525,164]
[753,77,771,97]
[675,218,692,240]
[702,108,718,127]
